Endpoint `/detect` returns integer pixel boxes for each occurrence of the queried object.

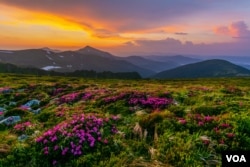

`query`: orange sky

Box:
[0,1,250,56]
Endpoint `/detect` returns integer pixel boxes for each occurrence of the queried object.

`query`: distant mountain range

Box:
[0,46,249,79]
[0,46,153,77]
[152,59,250,79]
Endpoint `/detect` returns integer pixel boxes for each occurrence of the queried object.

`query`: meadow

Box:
[0,74,250,167]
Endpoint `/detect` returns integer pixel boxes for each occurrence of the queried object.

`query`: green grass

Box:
[1,74,250,166]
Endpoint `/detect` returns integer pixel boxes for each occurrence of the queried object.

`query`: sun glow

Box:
[0,4,94,50]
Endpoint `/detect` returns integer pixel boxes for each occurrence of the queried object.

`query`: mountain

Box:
[200,55,250,70]
[0,47,154,77]
[240,64,250,70]
[152,59,250,79]
[76,46,115,59]
[119,56,179,72]
[145,55,201,65]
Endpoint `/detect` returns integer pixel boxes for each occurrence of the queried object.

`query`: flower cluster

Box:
[178,118,187,125]
[13,121,33,134]
[35,114,119,165]
[53,88,64,96]
[82,92,93,100]
[187,114,215,127]
[179,113,236,146]
[104,93,127,103]
[19,105,31,111]
[129,96,173,109]
[59,92,81,104]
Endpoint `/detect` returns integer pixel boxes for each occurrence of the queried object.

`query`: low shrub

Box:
[192,105,226,115]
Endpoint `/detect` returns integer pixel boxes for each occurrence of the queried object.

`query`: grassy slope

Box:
[153,59,250,78]
[0,74,250,166]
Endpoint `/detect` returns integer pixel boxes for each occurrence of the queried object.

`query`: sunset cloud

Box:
[112,37,250,56]
[0,1,250,56]
[214,21,250,38]
[175,32,188,35]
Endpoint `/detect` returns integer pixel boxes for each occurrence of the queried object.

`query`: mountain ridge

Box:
[152,59,250,79]
[1,46,249,79]
[0,47,155,77]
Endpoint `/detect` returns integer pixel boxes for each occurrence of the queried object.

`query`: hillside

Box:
[1,47,250,79]
[0,47,154,77]
[0,62,141,79]
[1,76,250,166]
[145,55,201,65]
[152,59,250,79]
[120,56,179,72]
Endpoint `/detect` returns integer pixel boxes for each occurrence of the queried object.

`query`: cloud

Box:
[92,29,121,39]
[1,1,250,56]
[231,21,250,38]
[175,32,188,35]
[0,0,209,32]
[113,37,250,56]
[214,21,250,38]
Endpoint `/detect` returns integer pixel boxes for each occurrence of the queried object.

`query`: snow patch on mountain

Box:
[46,55,53,60]
[41,66,61,71]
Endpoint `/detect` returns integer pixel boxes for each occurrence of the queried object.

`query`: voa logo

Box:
[226,155,247,163]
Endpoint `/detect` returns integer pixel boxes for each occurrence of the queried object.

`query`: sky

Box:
[0,0,250,56]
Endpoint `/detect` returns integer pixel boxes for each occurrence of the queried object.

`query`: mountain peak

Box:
[78,45,98,52]
[84,45,94,49]
[77,46,115,59]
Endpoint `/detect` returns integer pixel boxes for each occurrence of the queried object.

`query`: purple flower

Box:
[54,145,59,151]
[43,147,49,155]
[204,115,213,122]
[220,123,230,128]
[51,136,57,142]
[111,115,120,121]
[36,137,43,143]
[213,127,220,134]
[178,119,187,125]
[77,150,82,155]
[111,126,118,134]
[103,139,108,144]
[70,141,75,148]
[52,160,57,165]
[43,139,48,144]
[226,133,235,138]
[82,93,92,100]
[36,113,120,160]
[198,121,204,126]
[90,141,95,147]
[62,147,69,156]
